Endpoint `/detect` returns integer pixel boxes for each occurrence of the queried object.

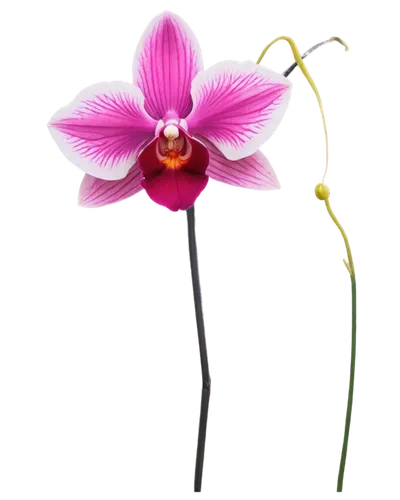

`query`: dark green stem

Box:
[337,274,357,491]
[187,205,211,493]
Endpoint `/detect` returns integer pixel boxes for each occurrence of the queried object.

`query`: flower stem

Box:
[321,198,359,496]
[256,35,338,181]
[282,37,349,78]
[325,199,355,276]
[187,205,211,493]
[276,37,355,490]
[337,273,357,492]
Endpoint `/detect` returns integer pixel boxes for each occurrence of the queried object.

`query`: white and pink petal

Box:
[201,138,280,190]
[78,163,143,208]
[49,82,157,180]
[187,61,291,161]
[132,11,203,120]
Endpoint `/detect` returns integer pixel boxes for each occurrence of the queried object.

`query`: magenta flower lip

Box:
[49,11,291,211]
[139,130,209,212]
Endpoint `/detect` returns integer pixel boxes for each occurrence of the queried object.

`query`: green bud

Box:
[313,182,329,201]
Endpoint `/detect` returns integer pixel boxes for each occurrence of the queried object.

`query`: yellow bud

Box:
[315,183,330,200]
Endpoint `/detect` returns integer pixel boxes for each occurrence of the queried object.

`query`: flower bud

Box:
[313,182,329,201]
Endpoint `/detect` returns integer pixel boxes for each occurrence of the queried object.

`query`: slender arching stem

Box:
[271,38,356,491]
[187,205,211,493]
[258,36,348,183]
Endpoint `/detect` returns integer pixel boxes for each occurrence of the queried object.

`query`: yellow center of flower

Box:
[161,150,189,170]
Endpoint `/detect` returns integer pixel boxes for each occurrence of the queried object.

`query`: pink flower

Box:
[49,11,291,212]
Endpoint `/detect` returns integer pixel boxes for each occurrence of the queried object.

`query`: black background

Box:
[32,2,371,498]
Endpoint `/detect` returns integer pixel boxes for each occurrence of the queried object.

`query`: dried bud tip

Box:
[343,259,351,274]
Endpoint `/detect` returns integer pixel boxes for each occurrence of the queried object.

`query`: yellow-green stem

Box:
[324,199,355,275]
[258,36,355,490]
[256,36,329,181]
[256,35,356,278]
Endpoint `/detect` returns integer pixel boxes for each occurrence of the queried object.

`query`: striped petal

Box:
[79,163,143,208]
[132,11,203,120]
[187,61,291,161]
[49,82,157,180]
[202,138,280,190]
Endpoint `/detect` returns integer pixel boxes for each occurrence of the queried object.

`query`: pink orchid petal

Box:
[201,138,280,190]
[132,11,203,120]
[142,170,208,212]
[49,82,157,180]
[187,61,291,161]
[79,163,143,208]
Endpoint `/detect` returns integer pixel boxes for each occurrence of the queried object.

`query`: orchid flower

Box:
[48,11,291,212]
